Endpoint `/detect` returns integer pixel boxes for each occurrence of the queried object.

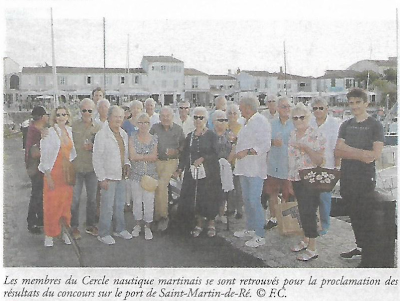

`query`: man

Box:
[207,95,227,130]
[150,106,185,231]
[71,99,101,239]
[25,106,49,234]
[145,98,160,127]
[233,96,271,248]
[93,106,132,244]
[262,95,279,121]
[173,100,195,137]
[310,97,340,235]
[264,96,294,230]
[334,88,384,263]
[95,99,110,127]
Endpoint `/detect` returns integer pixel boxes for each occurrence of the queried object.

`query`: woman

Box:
[176,107,222,237]
[128,113,158,240]
[288,103,325,261]
[39,106,77,247]
[213,110,236,224]
[226,103,244,219]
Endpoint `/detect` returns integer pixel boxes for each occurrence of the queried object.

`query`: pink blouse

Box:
[288,127,326,181]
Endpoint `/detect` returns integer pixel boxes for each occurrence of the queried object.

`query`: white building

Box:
[184,68,210,106]
[3,57,20,104]
[208,74,238,103]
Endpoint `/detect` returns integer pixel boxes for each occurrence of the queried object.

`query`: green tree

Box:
[355,70,381,89]
[383,68,397,83]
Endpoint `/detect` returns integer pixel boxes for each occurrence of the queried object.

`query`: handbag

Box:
[55,127,76,186]
[299,166,340,192]
[140,162,158,192]
[190,164,206,180]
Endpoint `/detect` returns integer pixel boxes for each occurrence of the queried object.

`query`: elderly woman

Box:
[288,103,326,261]
[176,107,222,237]
[39,106,77,247]
[129,113,158,240]
[212,110,236,224]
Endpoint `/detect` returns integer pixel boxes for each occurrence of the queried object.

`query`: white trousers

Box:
[131,180,155,223]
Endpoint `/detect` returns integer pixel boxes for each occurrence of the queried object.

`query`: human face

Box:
[239,103,250,120]
[312,102,328,120]
[130,104,143,118]
[160,109,173,128]
[93,91,104,103]
[227,110,239,123]
[193,112,207,130]
[214,116,228,132]
[108,108,124,131]
[179,103,190,119]
[348,97,368,117]
[137,117,150,134]
[267,98,277,111]
[216,100,227,111]
[292,112,309,131]
[146,102,155,116]
[98,103,109,119]
[55,109,69,126]
[277,100,291,119]
[81,103,94,123]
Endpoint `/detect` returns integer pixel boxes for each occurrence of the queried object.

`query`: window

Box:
[256,79,260,88]
[161,65,166,72]
[299,82,306,87]
[191,77,198,89]
[58,76,67,85]
[134,75,139,84]
[331,78,336,87]
[173,80,178,88]
[86,76,92,85]
[120,76,125,84]
[36,76,46,86]
[162,80,167,88]
[264,80,268,88]
[345,79,353,89]
[152,66,155,71]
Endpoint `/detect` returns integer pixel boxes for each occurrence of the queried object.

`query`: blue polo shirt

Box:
[267,117,294,179]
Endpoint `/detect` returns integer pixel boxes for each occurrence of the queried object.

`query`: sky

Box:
[2,0,399,77]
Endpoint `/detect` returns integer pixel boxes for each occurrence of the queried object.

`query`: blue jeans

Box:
[98,180,126,237]
[71,171,98,228]
[239,176,265,238]
[319,192,332,232]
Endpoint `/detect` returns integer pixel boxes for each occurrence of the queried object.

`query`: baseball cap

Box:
[31,106,47,117]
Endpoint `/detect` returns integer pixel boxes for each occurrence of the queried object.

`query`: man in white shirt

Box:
[310,97,340,235]
[262,95,279,121]
[233,96,271,248]
[145,98,160,127]
[173,100,195,137]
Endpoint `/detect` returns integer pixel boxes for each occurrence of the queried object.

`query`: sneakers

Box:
[132,225,141,237]
[63,232,72,245]
[297,249,319,261]
[72,228,81,240]
[264,219,278,230]
[85,226,99,236]
[97,235,115,245]
[340,248,362,259]
[113,230,133,240]
[44,236,53,247]
[144,227,153,240]
[245,236,266,248]
[157,217,169,232]
[234,229,256,238]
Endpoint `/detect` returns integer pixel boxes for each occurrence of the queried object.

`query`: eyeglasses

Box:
[137,121,150,125]
[216,118,228,122]
[56,113,69,117]
[193,115,205,120]
[82,109,93,113]
[312,107,325,111]
[292,116,306,121]
[279,105,291,109]
[227,112,238,115]
[179,107,190,110]
[268,100,276,103]
[123,107,130,111]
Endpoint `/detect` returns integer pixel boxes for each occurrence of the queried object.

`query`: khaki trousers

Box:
[155,159,178,221]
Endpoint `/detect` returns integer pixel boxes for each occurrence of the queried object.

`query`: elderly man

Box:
[174,100,195,137]
[71,99,101,239]
[264,96,294,230]
[335,88,384,264]
[25,106,49,234]
[310,97,341,235]
[93,106,132,244]
[150,106,185,231]
[234,96,271,248]
[262,95,279,121]
[208,95,227,130]
[145,98,160,127]
[95,99,110,127]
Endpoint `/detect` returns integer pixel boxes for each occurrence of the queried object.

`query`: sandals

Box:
[207,226,216,237]
[191,226,203,238]
[297,249,318,261]
[291,240,308,252]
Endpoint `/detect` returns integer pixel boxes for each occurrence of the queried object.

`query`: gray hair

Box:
[160,106,174,116]
[107,105,123,120]
[179,100,190,107]
[226,103,240,115]
[97,98,110,109]
[130,99,143,109]
[212,110,227,121]
[267,95,277,102]
[311,97,329,107]
[277,96,290,106]
[291,103,311,119]
[193,106,209,120]
[215,95,227,107]
[240,96,259,112]
[79,98,95,109]
[145,97,156,106]
[137,112,150,122]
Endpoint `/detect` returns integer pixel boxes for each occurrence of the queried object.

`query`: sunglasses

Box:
[82,109,93,113]
[193,115,205,120]
[292,116,306,121]
[179,107,190,110]
[137,121,150,125]
[216,118,228,122]
[56,113,69,117]
[312,107,325,111]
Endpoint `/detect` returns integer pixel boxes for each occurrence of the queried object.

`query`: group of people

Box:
[24,87,384,266]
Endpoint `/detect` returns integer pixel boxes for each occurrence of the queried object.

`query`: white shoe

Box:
[97,235,115,245]
[233,229,255,238]
[114,230,133,240]
[220,215,227,224]
[63,232,71,245]
[132,225,141,237]
[245,236,266,248]
[44,236,53,247]
[144,227,153,240]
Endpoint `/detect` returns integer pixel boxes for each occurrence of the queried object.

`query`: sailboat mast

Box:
[50,8,58,108]
[103,17,106,91]
[284,41,287,96]
[126,34,130,74]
